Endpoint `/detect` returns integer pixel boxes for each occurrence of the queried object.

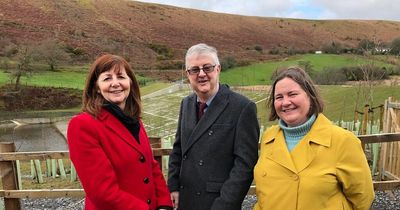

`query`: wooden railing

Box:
[1,133,400,210]
[0,141,171,210]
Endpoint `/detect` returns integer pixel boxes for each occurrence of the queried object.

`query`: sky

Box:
[136,0,400,21]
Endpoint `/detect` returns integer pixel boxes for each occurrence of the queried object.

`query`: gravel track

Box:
[12,190,399,210]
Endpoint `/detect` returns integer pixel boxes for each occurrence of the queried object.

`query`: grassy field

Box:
[0,65,150,90]
[220,54,394,85]
[1,54,398,127]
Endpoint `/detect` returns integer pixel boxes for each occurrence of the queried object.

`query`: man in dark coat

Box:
[168,43,260,210]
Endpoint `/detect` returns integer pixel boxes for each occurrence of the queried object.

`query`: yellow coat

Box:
[254,114,374,210]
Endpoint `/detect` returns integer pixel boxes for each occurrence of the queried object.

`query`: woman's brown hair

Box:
[267,66,324,121]
[82,54,141,118]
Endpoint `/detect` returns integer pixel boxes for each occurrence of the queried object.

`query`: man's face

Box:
[186,53,220,100]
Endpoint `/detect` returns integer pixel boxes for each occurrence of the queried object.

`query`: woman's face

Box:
[97,67,131,110]
[273,77,311,127]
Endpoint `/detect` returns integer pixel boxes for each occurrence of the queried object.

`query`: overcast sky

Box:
[136,0,400,21]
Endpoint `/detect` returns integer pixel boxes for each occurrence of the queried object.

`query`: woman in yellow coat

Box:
[254,67,374,210]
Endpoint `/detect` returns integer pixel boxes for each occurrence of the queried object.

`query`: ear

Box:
[216,64,222,73]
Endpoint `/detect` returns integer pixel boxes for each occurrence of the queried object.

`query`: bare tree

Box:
[34,39,70,71]
[11,45,34,90]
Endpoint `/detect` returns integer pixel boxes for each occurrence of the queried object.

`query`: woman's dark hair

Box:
[82,54,141,118]
[267,66,324,121]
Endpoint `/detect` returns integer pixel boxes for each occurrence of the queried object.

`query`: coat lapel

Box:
[183,85,229,154]
[289,114,332,173]
[263,127,297,173]
[98,110,143,155]
[263,114,333,174]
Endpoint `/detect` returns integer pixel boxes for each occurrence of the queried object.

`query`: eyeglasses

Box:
[186,64,216,75]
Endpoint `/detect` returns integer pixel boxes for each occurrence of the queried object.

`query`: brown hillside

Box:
[1,0,400,70]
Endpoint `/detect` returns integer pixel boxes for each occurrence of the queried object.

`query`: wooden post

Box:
[33,160,43,183]
[149,137,162,169]
[361,104,370,135]
[57,159,66,179]
[15,160,22,190]
[51,159,57,178]
[30,160,35,178]
[0,142,21,210]
[379,105,384,132]
[46,159,51,177]
[70,164,77,182]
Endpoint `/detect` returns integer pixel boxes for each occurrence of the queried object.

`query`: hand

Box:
[171,191,179,209]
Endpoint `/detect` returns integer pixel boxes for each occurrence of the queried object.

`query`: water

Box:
[0,123,68,152]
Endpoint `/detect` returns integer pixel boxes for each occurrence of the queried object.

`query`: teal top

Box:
[278,114,316,151]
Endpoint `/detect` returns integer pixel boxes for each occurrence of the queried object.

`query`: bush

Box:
[254,45,263,52]
[286,47,297,56]
[390,37,400,55]
[314,67,347,85]
[4,43,18,57]
[155,60,184,70]
[342,64,388,81]
[269,48,280,55]
[386,65,400,76]
[220,56,237,70]
[322,42,342,54]
[147,43,174,60]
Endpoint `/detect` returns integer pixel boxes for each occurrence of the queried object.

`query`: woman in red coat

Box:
[68,54,173,210]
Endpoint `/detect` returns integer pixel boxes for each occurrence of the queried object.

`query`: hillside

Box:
[1,0,400,70]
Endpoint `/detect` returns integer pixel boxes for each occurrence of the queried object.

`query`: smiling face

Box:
[274,77,311,127]
[97,67,131,110]
[186,53,220,101]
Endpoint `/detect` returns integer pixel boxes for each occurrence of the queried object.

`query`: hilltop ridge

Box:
[1,0,399,69]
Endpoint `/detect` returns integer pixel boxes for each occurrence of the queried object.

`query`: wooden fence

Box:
[0,137,171,210]
[379,97,400,185]
[1,133,400,209]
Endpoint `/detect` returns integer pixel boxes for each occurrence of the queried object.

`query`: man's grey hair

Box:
[185,43,220,69]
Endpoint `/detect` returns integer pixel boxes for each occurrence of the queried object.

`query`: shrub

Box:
[155,60,184,70]
[269,48,280,55]
[147,43,174,60]
[342,64,388,81]
[220,56,237,70]
[322,41,342,54]
[314,67,347,85]
[254,45,263,52]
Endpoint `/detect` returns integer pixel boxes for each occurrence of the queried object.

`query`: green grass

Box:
[320,85,400,122]
[0,69,149,90]
[220,54,394,86]
[141,82,171,96]
[255,85,400,127]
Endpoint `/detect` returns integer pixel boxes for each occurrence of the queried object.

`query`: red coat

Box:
[68,109,172,210]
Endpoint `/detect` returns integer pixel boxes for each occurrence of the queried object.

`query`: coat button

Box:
[198,160,204,166]
[208,130,213,136]
[262,172,267,177]
[196,192,201,196]
[139,156,145,163]
[180,185,184,189]
[183,155,187,160]
[144,177,150,184]
[292,174,299,181]
[147,199,151,204]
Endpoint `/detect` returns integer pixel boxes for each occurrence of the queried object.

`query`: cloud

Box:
[135,0,400,20]
[310,0,400,20]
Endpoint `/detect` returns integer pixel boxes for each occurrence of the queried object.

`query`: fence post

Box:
[0,142,22,210]
[149,137,162,169]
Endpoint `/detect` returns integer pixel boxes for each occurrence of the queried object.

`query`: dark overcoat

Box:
[168,84,260,210]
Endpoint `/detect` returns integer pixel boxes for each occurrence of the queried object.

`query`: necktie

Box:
[197,102,208,120]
